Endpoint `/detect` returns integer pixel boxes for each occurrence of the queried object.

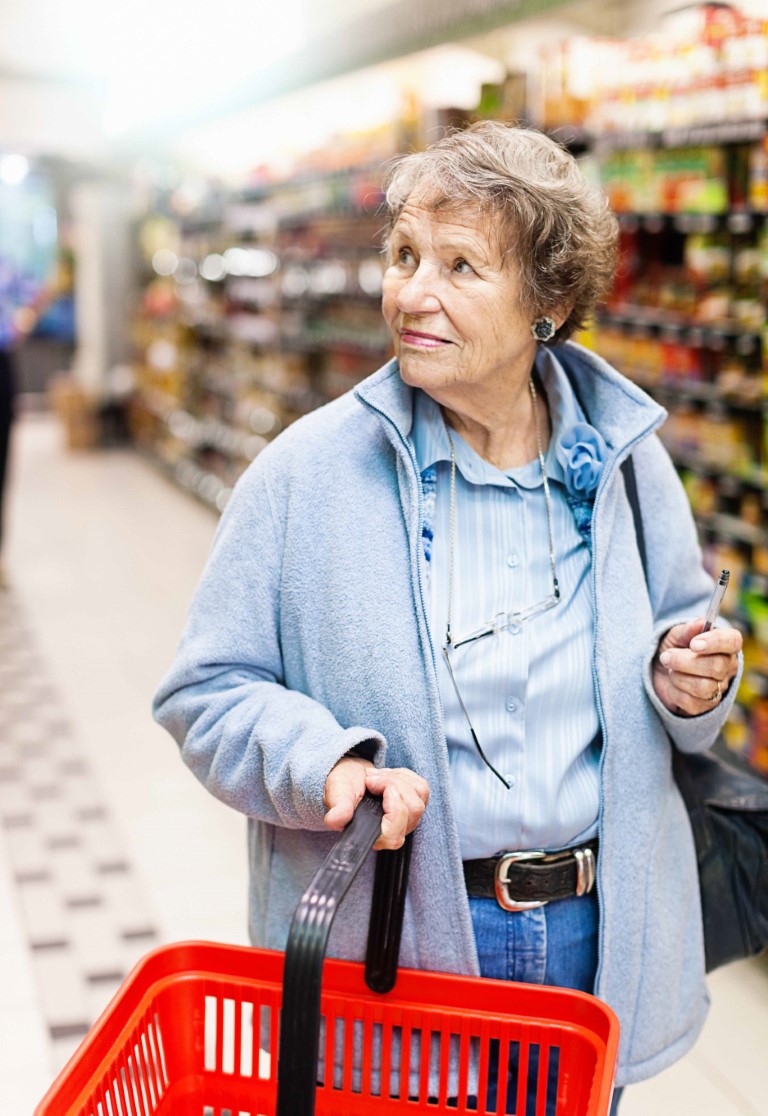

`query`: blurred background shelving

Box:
[104,2,768,777]
[5,0,768,773]
[3,3,768,1111]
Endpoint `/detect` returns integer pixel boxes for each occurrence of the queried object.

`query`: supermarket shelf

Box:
[695,511,768,548]
[616,210,767,233]
[137,447,230,514]
[632,376,765,414]
[593,117,768,152]
[277,204,384,226]
[596,309,764,352]
[667,450,768,494]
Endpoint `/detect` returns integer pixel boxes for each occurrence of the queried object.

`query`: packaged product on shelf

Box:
[749,135,768,211]
[716,353,763,405]
[582,4,765,135]
[538,37,594,130]
[684,231,730,287]
[703,540,749,602]
[680,469,719,517]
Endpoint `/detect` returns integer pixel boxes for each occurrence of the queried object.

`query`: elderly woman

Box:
[153,123,742,1110]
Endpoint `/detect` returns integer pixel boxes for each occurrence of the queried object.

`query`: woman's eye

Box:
[454,258,473,274]
[397,247,414,265]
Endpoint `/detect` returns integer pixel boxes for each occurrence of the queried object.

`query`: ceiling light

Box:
[0,154,30,185]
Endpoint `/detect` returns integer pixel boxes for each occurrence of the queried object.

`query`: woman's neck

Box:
[440,379,550,471]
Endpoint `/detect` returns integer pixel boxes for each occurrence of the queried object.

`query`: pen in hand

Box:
[702,569,729,633]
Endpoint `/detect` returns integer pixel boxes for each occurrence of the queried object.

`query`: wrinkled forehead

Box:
[389,188,514,261]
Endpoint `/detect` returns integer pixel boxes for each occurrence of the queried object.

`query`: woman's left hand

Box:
[652,619,742,717]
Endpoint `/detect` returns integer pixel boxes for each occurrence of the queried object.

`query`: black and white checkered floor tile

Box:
[0,590,158,1071]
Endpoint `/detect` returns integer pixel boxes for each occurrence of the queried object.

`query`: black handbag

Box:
[622,456,768,971]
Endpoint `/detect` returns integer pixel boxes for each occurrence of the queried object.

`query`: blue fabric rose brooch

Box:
[555,423,607,549]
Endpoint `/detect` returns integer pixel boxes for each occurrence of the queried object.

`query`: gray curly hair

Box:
[382,122,618,343]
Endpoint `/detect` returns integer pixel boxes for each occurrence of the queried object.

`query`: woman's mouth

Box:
[400,329,452,349]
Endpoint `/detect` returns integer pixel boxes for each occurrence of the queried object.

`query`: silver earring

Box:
[531,316,557,342]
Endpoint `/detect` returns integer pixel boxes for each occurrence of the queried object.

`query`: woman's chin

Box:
[396,349,457,392]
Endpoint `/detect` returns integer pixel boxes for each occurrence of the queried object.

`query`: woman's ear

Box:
[551,305,573,332]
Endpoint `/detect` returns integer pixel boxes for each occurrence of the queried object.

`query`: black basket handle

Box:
[276,793,412,1116]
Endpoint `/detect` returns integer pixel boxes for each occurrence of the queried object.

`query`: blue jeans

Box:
[469,892,623,1114]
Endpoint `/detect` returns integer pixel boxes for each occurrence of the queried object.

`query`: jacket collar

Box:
[354,341,667,460]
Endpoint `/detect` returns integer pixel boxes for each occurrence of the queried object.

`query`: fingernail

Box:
[659,651,671,666]
[690,638,706,651]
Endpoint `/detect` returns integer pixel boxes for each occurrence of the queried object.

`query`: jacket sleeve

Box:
[632,435,743,753]
[152,455,387,829]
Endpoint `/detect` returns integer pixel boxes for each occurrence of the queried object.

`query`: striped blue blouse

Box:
[411,348,600,860]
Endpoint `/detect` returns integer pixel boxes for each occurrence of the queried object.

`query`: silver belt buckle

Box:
[573,845,597,897]
[494,850,548,912]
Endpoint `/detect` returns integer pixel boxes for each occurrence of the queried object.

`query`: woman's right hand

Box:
[323,755,430,851]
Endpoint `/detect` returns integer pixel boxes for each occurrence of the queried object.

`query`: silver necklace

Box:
[444,376,558,647]
[442,377,561,786]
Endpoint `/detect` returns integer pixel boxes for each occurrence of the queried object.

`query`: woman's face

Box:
[382,198,538,407]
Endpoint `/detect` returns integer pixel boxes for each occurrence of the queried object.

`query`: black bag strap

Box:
[565,361,648,579]
[620,455,648,585]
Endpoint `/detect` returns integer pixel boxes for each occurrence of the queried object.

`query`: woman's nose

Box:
[396,265,441,314]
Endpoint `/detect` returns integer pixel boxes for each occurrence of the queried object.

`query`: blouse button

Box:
[505,699,518,714]
[506,552,520,568]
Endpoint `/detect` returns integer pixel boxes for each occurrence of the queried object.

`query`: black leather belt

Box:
[463,840,598,911]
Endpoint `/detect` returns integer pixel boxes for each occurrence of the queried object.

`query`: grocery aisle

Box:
[1,412,766,1114]
[0,412,249,1112]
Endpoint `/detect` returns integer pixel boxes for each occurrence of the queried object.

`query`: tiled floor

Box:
[2,412,767,1115]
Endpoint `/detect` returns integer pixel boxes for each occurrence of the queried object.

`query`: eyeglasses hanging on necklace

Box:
[441,377,561,788]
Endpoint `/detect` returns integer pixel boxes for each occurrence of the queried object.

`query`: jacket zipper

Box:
[361,397,440,682]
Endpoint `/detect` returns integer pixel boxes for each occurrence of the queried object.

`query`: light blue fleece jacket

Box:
[153,341,739,1087]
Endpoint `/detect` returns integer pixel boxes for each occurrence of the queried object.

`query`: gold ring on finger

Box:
[707,680,722,703]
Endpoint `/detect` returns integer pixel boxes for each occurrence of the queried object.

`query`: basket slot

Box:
[204,996,218,1072]
[369,1020,384,1097]
[475,1023,491,1113]
[204,988,279,1088]
[332,1015,345,1093]
[151,1012,170,1092]
[107,1074,125,1116]
[357,1008,386,1093]
[515,1037,529,1115]
[495,1035,511,1115]
[117,1053,139,1116]
[477,1031,563,1116]
[128,1041,152,1116]
[535,1042,551,1116]
[222,999,236,1075]
[343,1015,355,1094]
[455,1027,476,1111]
[135,1032,158,1115]
[147,1015,169,1098]
[428,1029,444,1107]
[437,1028,460,1108]
[239,1002,254,1078]
[379,1019,393,1100]
[359,1014,372,1097]
[137,1033,156,1110]
[203,993,230,1075]
[202,1108,259,1116]
[258,1001,275,1081]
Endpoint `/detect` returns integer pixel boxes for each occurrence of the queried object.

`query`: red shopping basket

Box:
[36,797,619,1116]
